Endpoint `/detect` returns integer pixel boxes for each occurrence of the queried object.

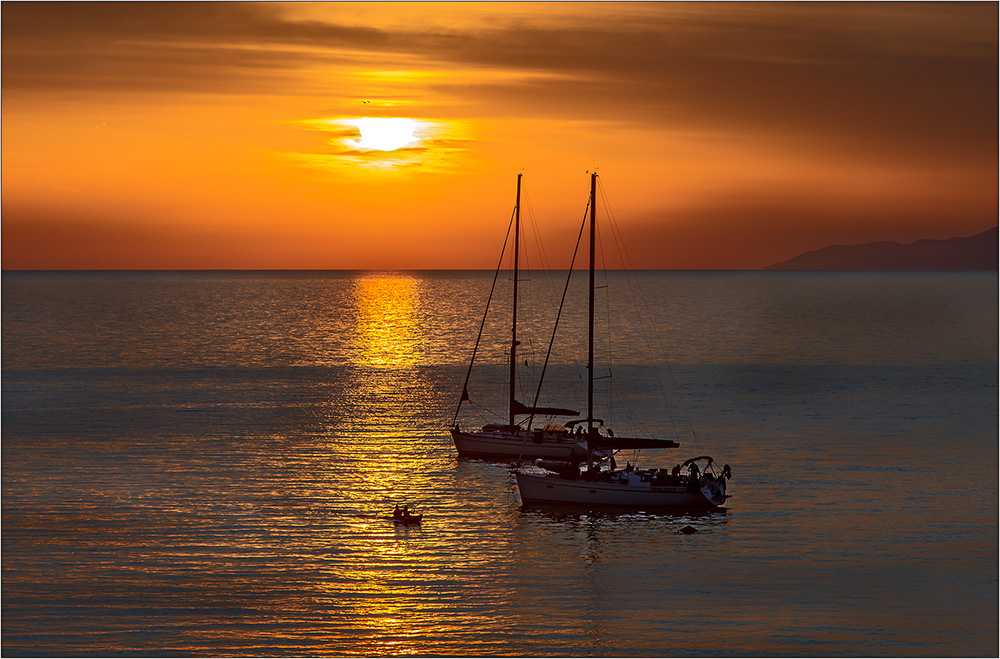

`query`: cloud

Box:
[3,2,996,271]
[416,4,997,160]
[285,116,475,174]
[4,2,994,164]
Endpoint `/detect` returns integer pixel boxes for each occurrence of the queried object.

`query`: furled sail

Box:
[511,400,579,417]
[588,436,680,450]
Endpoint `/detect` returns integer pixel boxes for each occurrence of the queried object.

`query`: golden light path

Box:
[321,274,490,655]
[350,275,422,369]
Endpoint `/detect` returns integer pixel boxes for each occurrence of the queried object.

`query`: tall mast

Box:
[587,172,596,455]
[509,173,522,428]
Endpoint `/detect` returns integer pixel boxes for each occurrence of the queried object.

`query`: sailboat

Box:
[450,174,592,462]
[515,173,732,508]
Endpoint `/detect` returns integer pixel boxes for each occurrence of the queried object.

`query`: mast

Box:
[587,172,596,467]
[509,173,522,428]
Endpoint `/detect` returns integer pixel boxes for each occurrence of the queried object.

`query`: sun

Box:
[356,118,416,151]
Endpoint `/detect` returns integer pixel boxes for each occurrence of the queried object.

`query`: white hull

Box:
[451,428,588,461]
[516,471,727,508]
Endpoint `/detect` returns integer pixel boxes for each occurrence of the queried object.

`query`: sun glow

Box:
[356,117,416,151]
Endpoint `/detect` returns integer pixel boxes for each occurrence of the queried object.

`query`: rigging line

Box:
[519,189,555,414]
[597,181,643,434]
[522,187,564,375]
[522,185,555,277]
[526,194,590,428]
[600,182,649,331]
[603,189,677,438]
[596,183,667,439]
[598,179,702,452]
[528,201,561,309]
[452,204,517,426]
[527,185,582,417]
[519,192,544,407]
[521,197,542,346]
[611,376,649,438]
[466,398,500,425]
[602,182,685,440]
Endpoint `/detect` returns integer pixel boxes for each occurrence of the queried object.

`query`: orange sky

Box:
[2,2,997,269]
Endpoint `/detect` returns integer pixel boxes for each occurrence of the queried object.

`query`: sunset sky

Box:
[2,1,997,270]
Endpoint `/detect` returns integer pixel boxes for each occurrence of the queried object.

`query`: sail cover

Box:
[588,436,681,450]
[512,400,579,417]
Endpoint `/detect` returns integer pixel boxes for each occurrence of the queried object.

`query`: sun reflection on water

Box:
[350,275,422,369]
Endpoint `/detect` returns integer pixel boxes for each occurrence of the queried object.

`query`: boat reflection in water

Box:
[517,500,730,526]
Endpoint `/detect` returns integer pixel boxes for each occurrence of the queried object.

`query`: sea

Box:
[2,270,997,657]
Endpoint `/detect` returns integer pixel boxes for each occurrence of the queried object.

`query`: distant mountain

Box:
[764,227,998,270]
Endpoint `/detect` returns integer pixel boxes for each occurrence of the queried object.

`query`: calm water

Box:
[2,270,997,656]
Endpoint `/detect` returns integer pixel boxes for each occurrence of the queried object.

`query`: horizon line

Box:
[4,268,997,274]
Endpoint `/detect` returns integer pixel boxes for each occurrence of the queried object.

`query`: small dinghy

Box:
[391,504,422,525]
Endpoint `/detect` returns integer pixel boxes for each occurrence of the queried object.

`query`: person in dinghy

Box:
[392,504,422,525]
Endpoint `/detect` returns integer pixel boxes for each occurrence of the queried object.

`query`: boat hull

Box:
[451,428,588,461]
[516,471,726,508]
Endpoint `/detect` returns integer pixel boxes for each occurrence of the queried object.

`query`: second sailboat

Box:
[450,174,590,461]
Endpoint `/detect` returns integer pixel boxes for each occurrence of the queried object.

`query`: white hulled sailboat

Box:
[450,174,590,462]
[514,173,732,509]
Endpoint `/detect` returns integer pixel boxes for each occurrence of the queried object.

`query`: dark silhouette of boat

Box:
[449,174,591,462]
[514,173,732,509]
[391,505,422,525]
